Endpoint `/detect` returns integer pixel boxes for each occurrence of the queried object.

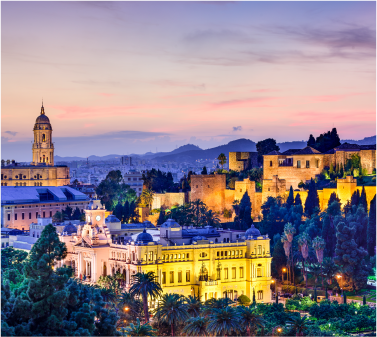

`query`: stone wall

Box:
[360,150,376,174]
[151,192,186,210]
[262,176,286,204]
[229,152,258,172]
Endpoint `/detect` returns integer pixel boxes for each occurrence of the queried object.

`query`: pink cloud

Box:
[84,123,95,128]
[206,96,280,109]
[309,92,367,102]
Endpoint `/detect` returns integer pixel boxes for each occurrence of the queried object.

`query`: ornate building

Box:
[58,200,273,305]
[1,103,70,187]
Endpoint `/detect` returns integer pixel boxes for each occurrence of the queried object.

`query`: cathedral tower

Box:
[32,102,54,166]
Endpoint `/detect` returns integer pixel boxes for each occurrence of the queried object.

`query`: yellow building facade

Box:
[60,201,272,305]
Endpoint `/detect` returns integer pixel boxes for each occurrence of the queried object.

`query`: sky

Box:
[1,1,376,161]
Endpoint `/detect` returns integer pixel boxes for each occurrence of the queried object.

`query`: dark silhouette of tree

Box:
[157,209,166,227]
[367,195,376,256]
[286,186,294,209]
[311,128,341,153]
[307,134,316,148]
[304,179,320,217]
[294,193,302,206]
[359,187,368,212]
[327,193,340,208]
[201,166,208,175]
[256,138,280,164]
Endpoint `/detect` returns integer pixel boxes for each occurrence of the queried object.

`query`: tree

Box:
[156,209,166,227]
[322,257,339,285]
[286,186,294,209]
[298,233,311,288]
[238,192,252,228]
[201,166,208,175]
[118,291,143,324]
[72,207,82,221]
[367,195,376,256]
[121,318,157,336]
[189,199,208,227]
[53,211,65,222]
[351,190,361,210]
[114,202,124,221]
[63,205,73,220]
[307,134,315,148]
[203,210,221,228]
[346,205,368,250]
[334,222,370,291]
[153,293,189,336]
[359,187,368,212]
[256,138,280,164]
[129,272,162,323]
[294,193,302,206]
[217,153,227,170]
[304,179,319,217]
[182,316,208,336]
[327,192,340,207]
[311,128,341,153]
[140,188,154,210]
[237,305,264,336]
[206,306,239,336]
[271,239,287,280]
[237,295,251,306]
[287,314,311,336]
[322,201,341,258]
[185,295,202,317]
[123,201,130,223]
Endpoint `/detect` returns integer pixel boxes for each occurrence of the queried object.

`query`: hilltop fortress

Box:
[152,144,376,219]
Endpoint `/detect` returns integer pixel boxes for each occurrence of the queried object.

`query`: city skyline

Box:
[2,1,376,160]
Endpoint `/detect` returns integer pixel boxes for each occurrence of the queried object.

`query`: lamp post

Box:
[282,268,287,291]
[271,279,277,302]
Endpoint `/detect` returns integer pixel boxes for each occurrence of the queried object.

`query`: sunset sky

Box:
[2,1,376,160]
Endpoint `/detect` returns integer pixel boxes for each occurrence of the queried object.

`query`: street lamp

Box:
[271,279,277,301]
[277,327,282,334]
[282,268,287,291]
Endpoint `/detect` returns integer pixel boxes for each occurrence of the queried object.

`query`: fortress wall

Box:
[224,189,235,211]
[253,193,263,219]
[360,150,376,174]
[229,152,258,172]
[152,192,185,210]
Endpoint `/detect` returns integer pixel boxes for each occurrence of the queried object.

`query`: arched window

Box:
[43,155,45,163]
[42,134,46,142]
[257,290,263,300]
[15,183,18,186]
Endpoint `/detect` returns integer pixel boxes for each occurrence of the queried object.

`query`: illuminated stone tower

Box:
[32,102,54,166]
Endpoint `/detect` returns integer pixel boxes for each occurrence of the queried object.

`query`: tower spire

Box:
[41,99,45,115]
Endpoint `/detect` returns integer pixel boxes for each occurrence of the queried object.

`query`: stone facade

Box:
[229,152,258,172]
[151,192,187,210]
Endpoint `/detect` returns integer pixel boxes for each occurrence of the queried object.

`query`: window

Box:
[258,245,262,255]
[268,188,270,191]
[7,214,10,221]
[170,271,174,283]
[186,270,190,282]
[232,267,236,279]
[50,211,52,217]
[297,160,301,168]
[231,250,235,256]
[257,268,262,277]
[196,185,198,188]
[270,161,272,167]
[178,271,182,283]
[217,251,220,257]
[15,214,17,221]
[316,159,319,168]
[240,267,244,278]
[22,213,24,220]
[36,212,39,219]
[257,290,263,300]
[43,212,45,218]
[224,268,228,279]
[162,272,166,284]
[306,160,310,168]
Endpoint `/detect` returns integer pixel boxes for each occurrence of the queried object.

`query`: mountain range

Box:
[54,136,376,163]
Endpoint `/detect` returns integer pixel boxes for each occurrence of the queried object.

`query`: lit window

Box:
[297,161,301,168]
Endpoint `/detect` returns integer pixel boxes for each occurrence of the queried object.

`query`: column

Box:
[92,254,96,282]
[78,252,82,277]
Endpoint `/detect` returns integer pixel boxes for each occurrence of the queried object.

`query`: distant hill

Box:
[155,139,256,162]
[341,136,376,145]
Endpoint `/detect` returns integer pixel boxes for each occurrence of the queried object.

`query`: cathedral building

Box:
[1,103,70,187]
[58,200,273,305]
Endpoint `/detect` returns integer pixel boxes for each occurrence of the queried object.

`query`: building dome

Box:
[62,223,77,235]
[106,215,120,223]
[136,228,154,244]
[191,235,208,243]
[161,219,180,228]
[34,104,51,129]
[245,224,261,239]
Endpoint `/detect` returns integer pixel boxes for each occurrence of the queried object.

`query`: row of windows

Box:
[1,242,9,248]
[222,267,244,279]
[126,177,143,181]
[8,211,53,221]
[162,270,190,284]
[216,250,243,258]
[270,159,320,168]
[1,174,44,180]
[162,253,190,261]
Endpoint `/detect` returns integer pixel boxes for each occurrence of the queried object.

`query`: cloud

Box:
[207,96,279,109]
[233,126,242,131]
[1,136,10,143]
[4,131,17,136]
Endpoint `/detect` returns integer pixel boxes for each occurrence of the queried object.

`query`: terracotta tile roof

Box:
[360,144,376,150]
[293,146,322,155]
[265,150,281,155]
[282,149,301,155]
[334,143,361,150]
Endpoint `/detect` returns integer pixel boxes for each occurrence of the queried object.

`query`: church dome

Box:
[161,219,180,228]
[34,104,51,129]
[136,229,153,244]
[245,224,261,239]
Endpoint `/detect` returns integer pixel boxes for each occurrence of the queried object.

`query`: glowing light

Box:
[124,307,129,311]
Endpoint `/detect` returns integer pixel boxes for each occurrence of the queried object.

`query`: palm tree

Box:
[186,295,202,317]
[287,315,311,336]
[153,293,189,337]
[189,199,208,227]
[183,316,208,336]
[129,272,162,323]
[118,291,143,322]
[207,306,239,336]
[236,305,264,337]
[322,257,339,286]
[202,297,234,315]
[298,233,311,288]
[203,210,221,228]
[309,263,322,286]
[217,153,227,170]
[99,287,118,307]
[140,188,154,210]
[121,318,157,336]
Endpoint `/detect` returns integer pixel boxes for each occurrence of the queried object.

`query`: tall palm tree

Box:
[309,263,322,286]
[118,291,143,322]
[203,210,221,228]
[121,318,157,336]
[140,188,154,210]
[202,298,234,315]
[99,287,118,307]
[153,293,189,337]
[129,272,162,323]
[185,295,202,317]
[189,199,208,227]
[217,153,227,170]
[236,305,264,337]
[183,316,208,336]
[207,306,239,337]
[287,315,311,336]
[322,257,339,286]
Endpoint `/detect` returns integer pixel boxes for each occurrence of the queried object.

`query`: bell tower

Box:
[32,102,54,166]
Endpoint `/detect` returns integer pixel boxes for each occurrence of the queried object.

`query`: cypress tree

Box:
[252,288,256,304]
[363,295,367,305]
[241,206,253,229]
[123,201,130,223]
[359,187,368,212]
[305,179,320,217]
[314,286,317,302]
[114,201,123,222]
[351,190,360,209]
[72,207,82,220]
[201,166,208,175]
[307,134,315,147]
[294,193,302,206]
[329,162,334,175]
[336,163,340,175]
[327,192,340,207]
[286,186,294,209]
[339,163,344,177]
[367,195,376,256]
[239,192,252,224]
[157,209,165,227]
[343,293,347,304]
[325,287,328,299]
